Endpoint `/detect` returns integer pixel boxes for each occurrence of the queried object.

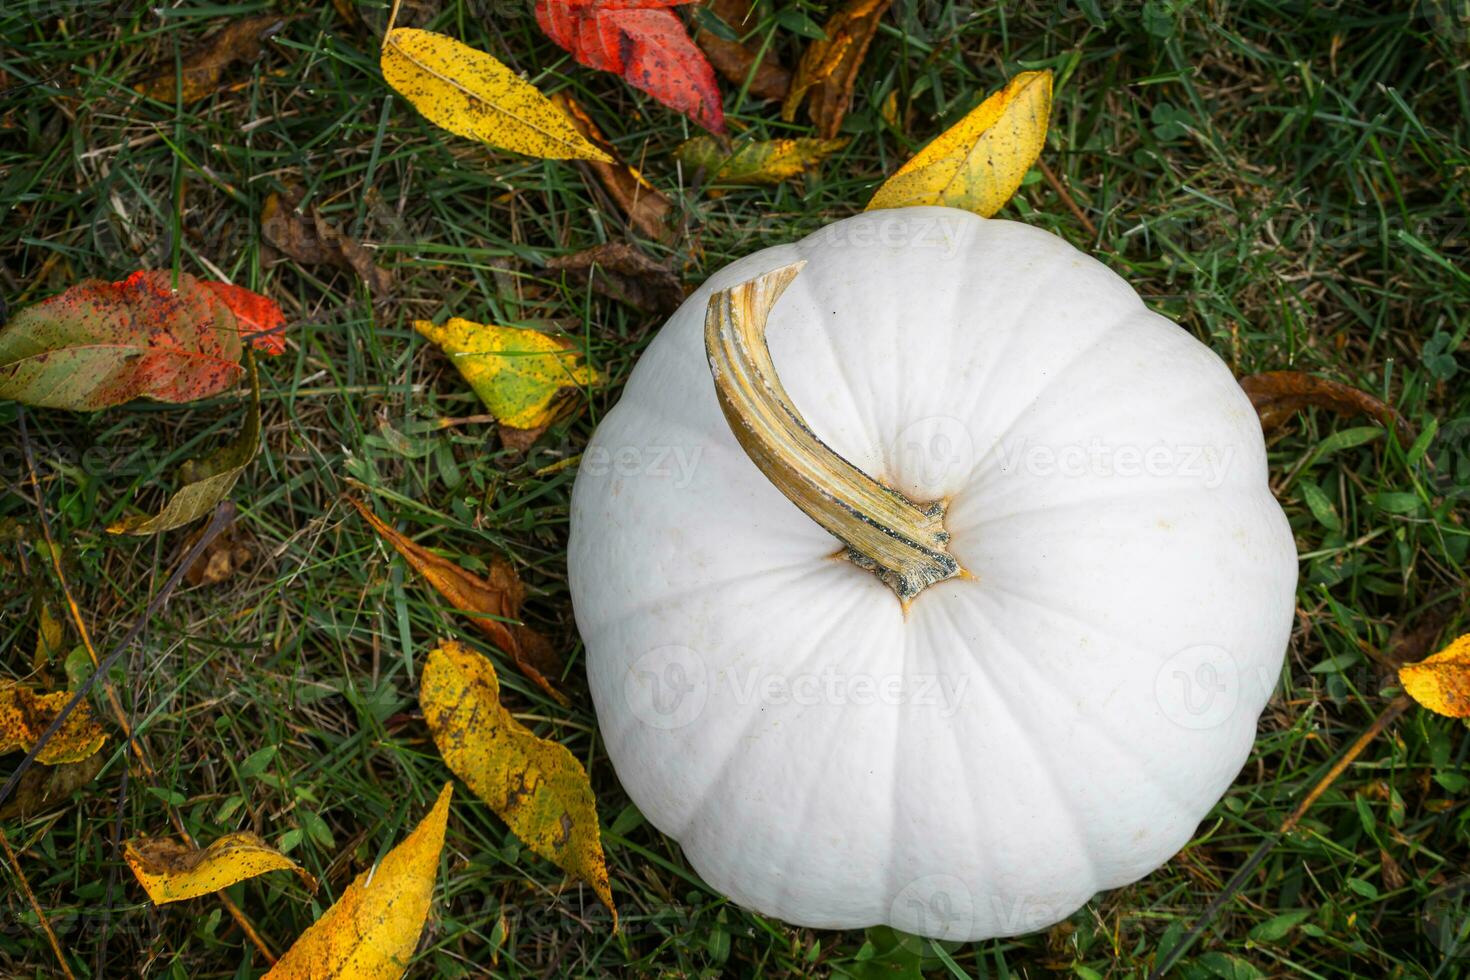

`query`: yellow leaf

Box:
[1399,633,1470,718]
[381,28,610,162]
[348,497,568,705]
[414,318,600,430]
[420,641,616,927]
[125,833,316,904]
[0,681,107,764]
[32,603,64,669]
[266,784,453,978]
[674,135,849,186]
[866,70,1052,216]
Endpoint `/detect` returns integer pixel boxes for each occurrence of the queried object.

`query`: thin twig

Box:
[1039,159,1097,238]
[1,831,77,980]
[1149,694,1412,978]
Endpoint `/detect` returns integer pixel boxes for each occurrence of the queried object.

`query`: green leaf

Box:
[1346,877,1379,899]
[1371,491,1422,514]
[240,745,279,779]
[1297,479,1342,531]
[1314,426,1384,459]
[1249,909,1312,943]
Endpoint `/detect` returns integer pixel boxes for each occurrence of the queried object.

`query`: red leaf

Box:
[535,0,724,133]
[0,271,244,411]
[202,281,288,355]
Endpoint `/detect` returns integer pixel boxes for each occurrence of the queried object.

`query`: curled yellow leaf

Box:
[1399,633,1470,718]
[420,641,616,927]
[866,70,1052,216]
[381,28,610,162]
[266,784,453,978]
[413,318,600,431]
[0,681,107,765]
[125,832,315,904]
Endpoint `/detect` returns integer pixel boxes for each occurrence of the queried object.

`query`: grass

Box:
[1,0,1467,976]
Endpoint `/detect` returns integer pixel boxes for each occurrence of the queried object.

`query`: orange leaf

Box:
[202,281,287,355]
[1238,371,1411,440]
[349,498,568,705]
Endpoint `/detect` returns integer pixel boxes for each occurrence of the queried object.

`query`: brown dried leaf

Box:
[780,0,892,138]
[1238,370,1411,440]
[546,243,685,314]
[135,15,287,104]
[184,525,252,587]
[261,189,392,298]
[695,0,791,102]
[348,498,567,704]
[553,93,674,242]
[0,752,104,822]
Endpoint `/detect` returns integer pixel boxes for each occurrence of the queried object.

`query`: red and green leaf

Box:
[0,271,245,411]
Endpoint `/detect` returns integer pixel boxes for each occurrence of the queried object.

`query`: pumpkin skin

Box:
[569,207,1297,940]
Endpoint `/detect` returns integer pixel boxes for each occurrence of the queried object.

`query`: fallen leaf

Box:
[107,349,261,535]
[261,189,393,298]
[0,682,107,765]
[1399,633,1470,718]
[265,784,452,978]
[694,0,789,102]
[413,317,601,431]
[135,15,287,104]
[331,0,368,33]
[553,93,673,242]
[349,498,568,704]
[0,752,105,822]
[32,604,64,670]
[674,134,848,185]
[1238,370,1412,440]
[184,524,253,587]
[125,833,315,904]
[202,281,287,355]
[381,28,610,161]
[866,70,1052,215]
[546,242,685,314]
[535,0,725,133]
[780,0,891,138]
[420,642,616,924]
[0,271,243,411]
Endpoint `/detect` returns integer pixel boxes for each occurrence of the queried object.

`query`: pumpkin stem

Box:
[704,262,963,604]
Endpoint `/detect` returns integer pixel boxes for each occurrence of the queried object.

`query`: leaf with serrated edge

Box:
[265,784,452,978]
[0,271,243,411]
[126,833,315,904]
[381,28,610,161]
[420,641,616,926]
[1399,633,1470,718]
[866,70,1051,216]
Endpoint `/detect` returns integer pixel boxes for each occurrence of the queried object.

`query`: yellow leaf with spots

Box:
[381,28,610,162]
[1399,633,1470,718]
[866,70,1052,216]
[125,833,316,904]
[414,318,601,430]
[0,681,107,764]
[265,784,453,978]
[420,641,616,927]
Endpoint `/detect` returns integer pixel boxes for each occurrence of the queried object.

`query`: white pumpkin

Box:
[569,207,1297,940]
